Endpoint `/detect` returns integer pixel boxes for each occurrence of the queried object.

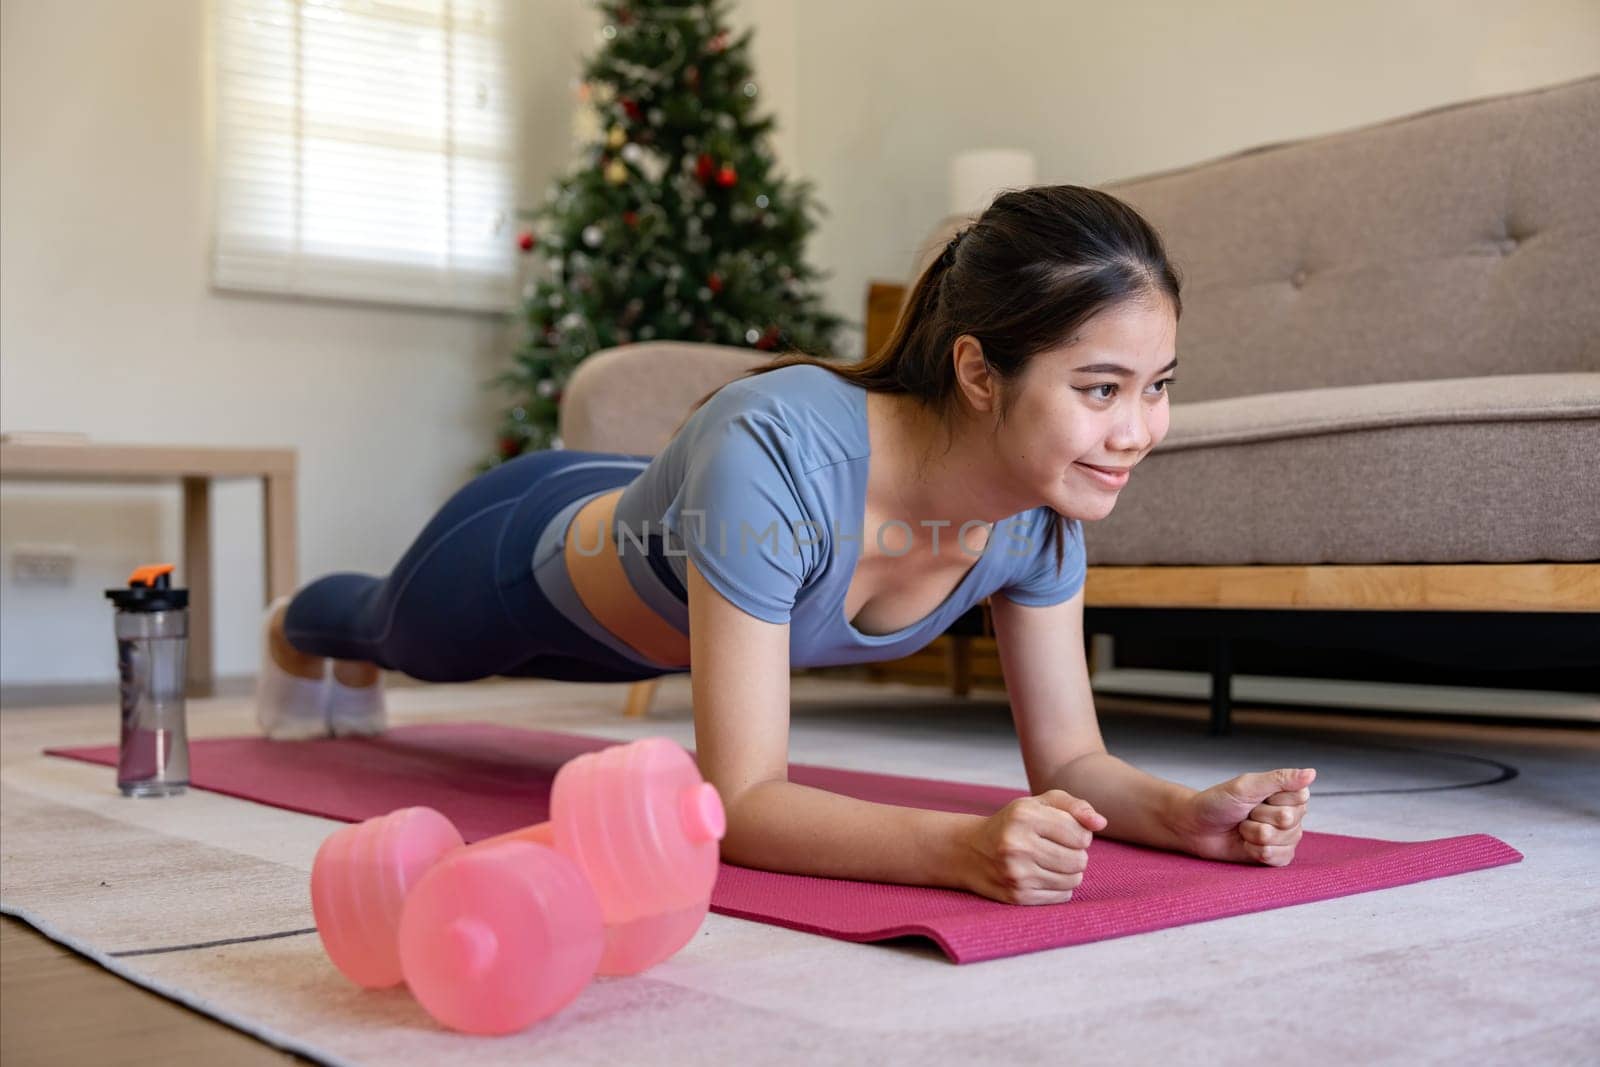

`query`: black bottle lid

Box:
[105,563,189,612]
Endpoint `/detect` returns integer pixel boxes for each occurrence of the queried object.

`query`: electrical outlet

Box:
[12,547,76,587]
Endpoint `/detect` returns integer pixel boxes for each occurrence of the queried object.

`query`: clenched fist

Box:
[1171,767,1315,866]
[958,790,1107,905]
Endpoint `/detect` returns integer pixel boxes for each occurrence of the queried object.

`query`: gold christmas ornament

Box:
[605,158,629,184]
[607,125,626,149]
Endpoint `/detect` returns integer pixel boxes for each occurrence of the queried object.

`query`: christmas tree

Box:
[481,0,848,470]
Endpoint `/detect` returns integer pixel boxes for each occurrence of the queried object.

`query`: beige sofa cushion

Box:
[1105,76,1599,403]
[913,79,1598,405]
[1156,372,1600,450]
[1088,373,1600,565]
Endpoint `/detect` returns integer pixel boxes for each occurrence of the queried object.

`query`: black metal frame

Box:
[940,604,1596,734]
[1082,608,1599,736]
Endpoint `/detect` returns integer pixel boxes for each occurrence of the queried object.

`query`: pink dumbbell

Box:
[309,737,725,1034]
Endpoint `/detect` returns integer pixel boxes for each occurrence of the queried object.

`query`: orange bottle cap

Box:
[128,563,176,587]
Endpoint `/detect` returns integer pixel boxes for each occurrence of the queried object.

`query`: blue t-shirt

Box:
[590,362,1086,670]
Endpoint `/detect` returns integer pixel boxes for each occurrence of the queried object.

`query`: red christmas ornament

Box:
[497,436,521,459]
[685,65,700,91]
[707,272,723,294]
[695,153,716,183]
[716,164,737,188]
[518,230,536,252]
[622,210,639,227]
[708,32,728,54]
[621,98,642,122]
[755,326,780,351]
[616,8,634,26]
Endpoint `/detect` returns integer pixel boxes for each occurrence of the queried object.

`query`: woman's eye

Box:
[1079,378,1177,402]
[1152,377,1177,395]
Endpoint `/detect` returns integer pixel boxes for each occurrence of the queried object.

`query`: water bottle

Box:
[104,563,190,797]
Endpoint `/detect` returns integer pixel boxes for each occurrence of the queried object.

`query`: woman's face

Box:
[991,298,1178,522]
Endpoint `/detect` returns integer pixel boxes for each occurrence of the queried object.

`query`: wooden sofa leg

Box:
[623,678,660,718]
[947,636,972,697]
[1209,638,1233,736]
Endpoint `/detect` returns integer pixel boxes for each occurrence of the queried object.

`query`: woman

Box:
[257,185,1316,905]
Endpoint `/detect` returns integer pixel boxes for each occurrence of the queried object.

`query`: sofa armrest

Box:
[559,341,772,455]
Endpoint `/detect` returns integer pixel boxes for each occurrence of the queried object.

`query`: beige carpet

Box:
[3,675,1597,1065]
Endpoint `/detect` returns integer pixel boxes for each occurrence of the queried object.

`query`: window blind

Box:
[212,0,516,312]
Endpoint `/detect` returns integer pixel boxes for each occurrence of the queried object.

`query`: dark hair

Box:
[678,184,1183,577]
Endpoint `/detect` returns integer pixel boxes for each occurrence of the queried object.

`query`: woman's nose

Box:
[1109,406,1153,453]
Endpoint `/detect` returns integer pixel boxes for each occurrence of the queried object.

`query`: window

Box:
[212,0,516,312]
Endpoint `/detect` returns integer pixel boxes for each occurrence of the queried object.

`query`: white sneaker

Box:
[254,595,331,740]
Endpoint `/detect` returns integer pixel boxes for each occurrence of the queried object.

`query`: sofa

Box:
[563,75,1600,723]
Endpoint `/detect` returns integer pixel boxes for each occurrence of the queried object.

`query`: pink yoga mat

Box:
[47,723,1522,964]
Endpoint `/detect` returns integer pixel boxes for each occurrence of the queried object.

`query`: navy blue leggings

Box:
[282,448,672,684]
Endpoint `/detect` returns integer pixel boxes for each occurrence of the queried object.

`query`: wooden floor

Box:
[0,914,307,1066]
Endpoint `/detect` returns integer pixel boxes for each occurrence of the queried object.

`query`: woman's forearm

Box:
[1047,751,1197,852]
[721,779,983,889]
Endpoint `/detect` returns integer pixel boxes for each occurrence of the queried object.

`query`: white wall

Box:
[2,0,1595,688]
[0,0,592,685]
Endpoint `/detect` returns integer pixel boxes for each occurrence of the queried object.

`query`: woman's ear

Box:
[952,335,999,416]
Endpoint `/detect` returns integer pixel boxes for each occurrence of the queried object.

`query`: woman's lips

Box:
[1075,462,1131,488]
